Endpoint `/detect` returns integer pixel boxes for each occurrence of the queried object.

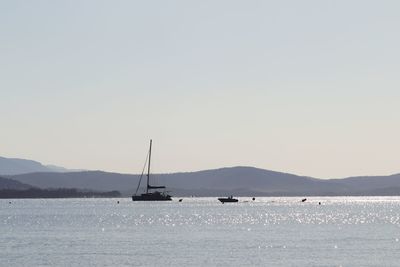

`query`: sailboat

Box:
[131,140,172,201]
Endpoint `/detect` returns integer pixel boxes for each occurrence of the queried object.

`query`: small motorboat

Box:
[218,196,238,203]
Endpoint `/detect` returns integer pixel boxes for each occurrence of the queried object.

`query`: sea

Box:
[1,197,400,266]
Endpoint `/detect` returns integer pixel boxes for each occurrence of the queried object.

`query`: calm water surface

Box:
[1,197,400,266]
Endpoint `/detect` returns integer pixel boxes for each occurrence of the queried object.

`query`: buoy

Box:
[252,197,255,201]
[179,199,183,202]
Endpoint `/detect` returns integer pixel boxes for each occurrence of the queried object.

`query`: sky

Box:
[1,0,399,178]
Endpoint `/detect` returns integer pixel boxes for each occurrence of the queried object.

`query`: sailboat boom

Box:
[148,185,166,189]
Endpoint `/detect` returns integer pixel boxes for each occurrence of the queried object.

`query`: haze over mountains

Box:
[0,156,78,175]
[1,156,400,197]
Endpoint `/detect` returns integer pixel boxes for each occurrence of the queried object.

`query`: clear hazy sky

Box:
[1,0,399,178]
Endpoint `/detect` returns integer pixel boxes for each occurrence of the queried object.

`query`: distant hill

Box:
[331,174,400,192]
[0,188,120,199]
[160,167,348,194]
[9,171,134,192]
[0,176,31,190]
[7,166,400,196]
[0,173,121,199]
[0,156,79,175]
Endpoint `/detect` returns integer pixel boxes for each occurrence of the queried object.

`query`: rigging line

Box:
[134,148,150,195]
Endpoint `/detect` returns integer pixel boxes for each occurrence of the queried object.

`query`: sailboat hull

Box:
[132,191,172,201]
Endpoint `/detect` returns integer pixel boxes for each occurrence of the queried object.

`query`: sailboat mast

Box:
[146,139,152,193]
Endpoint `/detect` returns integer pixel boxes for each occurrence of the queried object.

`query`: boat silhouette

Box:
[132,140,172,201]
[218,196,238,203]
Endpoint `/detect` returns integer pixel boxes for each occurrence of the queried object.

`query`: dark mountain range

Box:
[9,171,134,192]
[332,174,400,192]
[6,166,400,197]
[0,174,121,199]
[0,188,120,199]
[0,156,79,175]
[0,176,31,190]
